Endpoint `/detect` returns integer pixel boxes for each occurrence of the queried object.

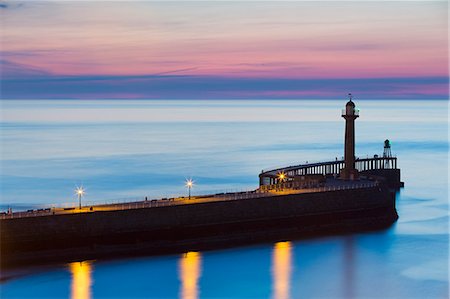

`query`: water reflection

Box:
[179,251,202,299]
[272,241,293,299]
[69,261,93,299]
[343,237,355,299]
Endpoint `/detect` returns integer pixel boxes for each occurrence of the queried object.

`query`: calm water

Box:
[0,100,448,298]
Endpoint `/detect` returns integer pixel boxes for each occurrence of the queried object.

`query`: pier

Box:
[0,97,402,269]
[1,182,397,269]
[1,178,379,220]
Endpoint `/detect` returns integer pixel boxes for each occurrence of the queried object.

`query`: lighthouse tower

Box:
[383,139,392,168]
[340,93,359,180]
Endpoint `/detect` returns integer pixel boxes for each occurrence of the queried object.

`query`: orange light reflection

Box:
[69,261,93,299]
[179,251,202,299]
[272,241,292,299]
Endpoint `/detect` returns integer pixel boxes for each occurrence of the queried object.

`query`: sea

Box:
[0,99,448,298]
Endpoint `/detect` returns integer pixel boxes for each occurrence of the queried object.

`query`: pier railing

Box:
[216,181,378,201]
[260,156,397,185]
[0,181,379,220]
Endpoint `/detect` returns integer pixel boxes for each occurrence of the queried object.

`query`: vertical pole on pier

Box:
[75,186,85,210]
[186,179,193,200]
[340,94,359,180]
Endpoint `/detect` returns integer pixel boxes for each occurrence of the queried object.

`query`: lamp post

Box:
[75,186,85,210]
[277,172,287,191]
[185,179,193,200]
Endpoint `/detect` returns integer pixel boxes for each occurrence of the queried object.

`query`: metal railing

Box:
[341,109,359,117]
[0,181,379,220]
[260,156,398,179]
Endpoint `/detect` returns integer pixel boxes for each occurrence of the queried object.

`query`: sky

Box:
[0,1,448,100]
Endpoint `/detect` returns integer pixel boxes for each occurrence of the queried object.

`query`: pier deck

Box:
[1,178,379,220]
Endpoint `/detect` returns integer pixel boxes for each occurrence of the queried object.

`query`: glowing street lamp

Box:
[277,172,287,191]
[277,172,287,183]
[185,179,193,200]
[75,186,85,209]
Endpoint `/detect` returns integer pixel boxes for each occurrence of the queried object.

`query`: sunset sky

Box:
[1,1,448,99]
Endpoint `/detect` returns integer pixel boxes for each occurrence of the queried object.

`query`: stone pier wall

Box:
[1,186,397,268]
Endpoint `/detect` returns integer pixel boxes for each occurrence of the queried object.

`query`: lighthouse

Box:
[340,93,359,180]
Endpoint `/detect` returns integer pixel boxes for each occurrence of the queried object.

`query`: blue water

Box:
[0,100,448,298]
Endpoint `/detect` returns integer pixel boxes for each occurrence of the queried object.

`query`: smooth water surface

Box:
[0,100,448,298]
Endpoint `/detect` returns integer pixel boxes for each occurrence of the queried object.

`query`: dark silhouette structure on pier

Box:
[340,93,359,180]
